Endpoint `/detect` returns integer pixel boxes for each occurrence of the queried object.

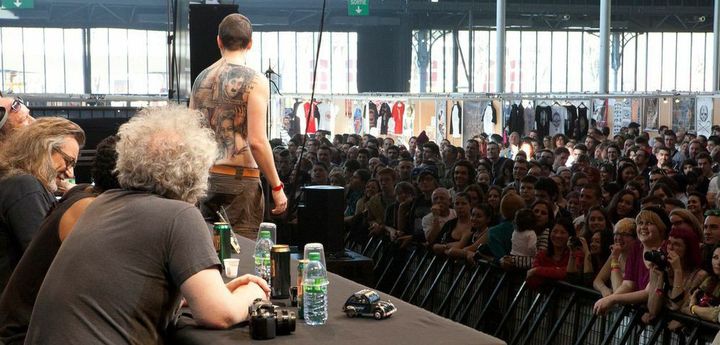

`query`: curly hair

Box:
[114,105,217,203]
[0,117,85,191]
[91,135,120,192]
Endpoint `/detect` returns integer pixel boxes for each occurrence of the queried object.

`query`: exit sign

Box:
[2,0,34,9]
[348,0,368,16]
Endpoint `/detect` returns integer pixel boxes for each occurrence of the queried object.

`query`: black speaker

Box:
[189,4,238,85]
[297,186,345,256]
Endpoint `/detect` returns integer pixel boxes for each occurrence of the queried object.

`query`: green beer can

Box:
[213,222,232,264]
[297,259,309,319]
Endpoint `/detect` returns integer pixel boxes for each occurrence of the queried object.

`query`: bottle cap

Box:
[308,252,321,261]
[259,230,271,239]
[259,222,277,231]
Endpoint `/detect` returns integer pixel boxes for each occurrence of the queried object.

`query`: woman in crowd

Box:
[526,217,576,288]
[689,244,720,323]
[608,190,640,224]
[532,199,555,252]
[566,191,582,220]
[494,159,515,187]
[486,186,503,223]
[650,182,674,201]
[445,203,494,263]
[616,162,640,187]
[669,208,704,249]
[599,163,616,186]
[431,193,472,254]
[593,218,638,297]
[593,206,670,315]
[687,191,707,225]
[584,206,613,236]
[570,172,589,193]
[355,178,380,215]
[553,134,567,149]
[463,184,485,210]
[645,224,705,325]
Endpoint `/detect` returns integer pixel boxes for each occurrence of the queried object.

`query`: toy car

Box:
[342,289,397,320]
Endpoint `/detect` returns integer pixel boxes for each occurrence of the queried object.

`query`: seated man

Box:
[25,106,269,344]
[0,135,120,345]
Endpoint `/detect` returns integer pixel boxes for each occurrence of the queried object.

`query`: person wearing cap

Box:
[0,96,33,144]
[593,206,670,315]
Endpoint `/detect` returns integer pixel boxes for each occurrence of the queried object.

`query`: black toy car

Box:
[342,289,397,320]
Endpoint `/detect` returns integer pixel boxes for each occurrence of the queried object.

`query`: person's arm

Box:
[7,185,54,250]
[645,267,665,320]
[181,270,269,328]
[609,247,625,291]
[593,258,613,297]
[425,214,445,245]
[246,76,287,215]
[58,197,95,241]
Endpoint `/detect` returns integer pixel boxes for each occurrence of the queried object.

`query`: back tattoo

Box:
[191,61,258,160]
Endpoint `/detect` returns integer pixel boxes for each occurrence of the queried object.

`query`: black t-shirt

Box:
[0,185,93,345]
[25,189,221,345]
[0,174,55,293]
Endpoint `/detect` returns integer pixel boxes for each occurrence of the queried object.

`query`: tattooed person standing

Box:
[190,13,287,239]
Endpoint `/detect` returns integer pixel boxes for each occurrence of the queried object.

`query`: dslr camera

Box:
[568,236,582,249]
[644,249,668,270]
[248,299,296,340]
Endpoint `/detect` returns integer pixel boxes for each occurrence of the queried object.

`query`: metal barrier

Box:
[352,235,720,345]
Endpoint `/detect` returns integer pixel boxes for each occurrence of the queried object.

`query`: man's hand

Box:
[271,189,288,215]
[227,274,271,298]
[593,295,615,315]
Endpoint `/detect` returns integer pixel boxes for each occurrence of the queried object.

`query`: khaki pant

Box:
[202,173,264,240]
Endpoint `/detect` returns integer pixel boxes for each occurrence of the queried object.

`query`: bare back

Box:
[190,59,262,167]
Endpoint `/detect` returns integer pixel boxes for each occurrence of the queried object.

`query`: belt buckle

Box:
[234,167,245,179]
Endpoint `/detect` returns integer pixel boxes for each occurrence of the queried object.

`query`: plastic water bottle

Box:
[254,230,273,286]
[303,251,328,326]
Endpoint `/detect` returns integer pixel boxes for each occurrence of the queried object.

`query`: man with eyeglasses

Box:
[0,96,34,143]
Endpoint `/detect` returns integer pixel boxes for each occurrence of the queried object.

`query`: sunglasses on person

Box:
[10,97,24,112]
[53,147,77,169]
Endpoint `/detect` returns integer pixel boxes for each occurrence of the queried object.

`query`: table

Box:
[167,236,506,345]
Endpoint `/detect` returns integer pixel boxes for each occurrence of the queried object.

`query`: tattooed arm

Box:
[246,75,287,214]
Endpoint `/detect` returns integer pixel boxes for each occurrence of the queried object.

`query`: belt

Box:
[209,165,261,179]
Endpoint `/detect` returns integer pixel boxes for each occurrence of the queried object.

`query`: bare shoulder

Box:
[58,196,96,242]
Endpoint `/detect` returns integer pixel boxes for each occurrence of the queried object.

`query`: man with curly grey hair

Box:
[26,105,270,344]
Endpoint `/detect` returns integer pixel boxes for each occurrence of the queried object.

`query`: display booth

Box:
[269,93,720,147]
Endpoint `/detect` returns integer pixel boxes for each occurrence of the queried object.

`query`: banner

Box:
[672,98,696,134]
[696,97,713,137]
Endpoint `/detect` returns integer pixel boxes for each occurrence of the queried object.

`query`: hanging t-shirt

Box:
[535,105,552,138]
[317,102,336,132]
[549,105,567,136]
[565,105,578,139]
[392,101,405,135]
[509,103,524,135]
[379,102,392,135]
[483,102,496,135]
[366,101,378,129]
[303,101,319,134]
[353,103,363,134]
[290,100,303,137]
[450,102,462,136]
[577,106,589,139]
[523,105,535,136]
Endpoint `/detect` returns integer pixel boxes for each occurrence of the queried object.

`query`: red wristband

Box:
[272,182,284,192]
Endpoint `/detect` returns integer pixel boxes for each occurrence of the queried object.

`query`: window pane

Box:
[676,33,691,91]
[348,32,357,93]
[583,32,599,92]
[551,31,567,92]
[108,29,128,94]
[444,31,453,92]
[567,31,582,92]
[520,31,536,93]
[691,32,706,92]
[489,31,496,92]
[536,31,551,92]
[316,32,332,93]
[44,28,65,93]
[622,33,637,92]
[63,29,84,94]
[128,30,148,94]
[506,31,520,93]
[246,32,262,73]
[661,32,676,90]
[474,30,490,92]
[91,28,109,94]
[646,32,662,91]
[636,33,647,92]
[147,31,168,94]
[278,32,296,93]
[3,28,25,92]
[457,30,470,92]
[706,33,713,92]
[23,28,45,93]
[296,32,314,93]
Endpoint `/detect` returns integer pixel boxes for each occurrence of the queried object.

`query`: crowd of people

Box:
[270,122,720,329]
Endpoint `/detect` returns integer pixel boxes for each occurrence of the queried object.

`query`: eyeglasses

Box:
[705,209,720,217]
[613,232,635,237]
[52,147,77,169]
[10,97,24,112]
